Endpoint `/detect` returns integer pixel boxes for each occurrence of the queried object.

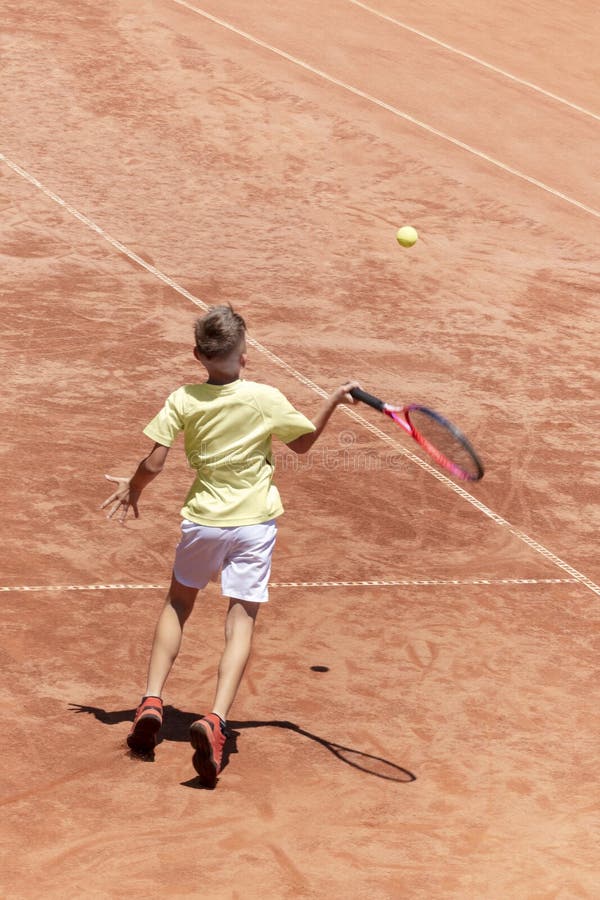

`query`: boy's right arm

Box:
[286,381,360,454]
[101,442,170,524]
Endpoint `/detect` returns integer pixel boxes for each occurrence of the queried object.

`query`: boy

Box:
[102,305,357,788]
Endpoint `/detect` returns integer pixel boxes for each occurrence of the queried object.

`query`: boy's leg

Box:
[128,574,198,754]
[212,597,260,721]
[144,573,199,697]
[190,597,259,786]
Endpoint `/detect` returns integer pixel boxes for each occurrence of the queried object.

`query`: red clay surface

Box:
[1,1,599,897]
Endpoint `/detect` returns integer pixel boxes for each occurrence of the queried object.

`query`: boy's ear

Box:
[193,346,201,361]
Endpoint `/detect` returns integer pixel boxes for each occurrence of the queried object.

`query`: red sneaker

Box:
[127,696,163,754]
[190,714,227,787]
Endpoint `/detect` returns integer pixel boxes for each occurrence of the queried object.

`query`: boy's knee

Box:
[225,598,259,636]
[170,595,195,620]
[167,581,198,621]
[229,598,260,620]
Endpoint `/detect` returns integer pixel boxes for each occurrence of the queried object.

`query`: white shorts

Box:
[173,519,277,603]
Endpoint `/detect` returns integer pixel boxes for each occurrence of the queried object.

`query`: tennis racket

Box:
[349,387,484,481]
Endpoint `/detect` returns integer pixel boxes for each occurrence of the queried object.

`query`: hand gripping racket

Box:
[349,387,484,481]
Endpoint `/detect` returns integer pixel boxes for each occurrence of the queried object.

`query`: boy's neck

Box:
[206,375,241,386]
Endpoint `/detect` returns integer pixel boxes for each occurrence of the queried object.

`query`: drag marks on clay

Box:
[0,223,70,258]
[0,754,122,809]
[266,843,311,895]
[404,638,439,670]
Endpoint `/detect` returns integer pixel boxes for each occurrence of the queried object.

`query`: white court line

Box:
[0,578,579,593]
[169,0,600,220]
[1,152,599,598]
[348,0,600,123]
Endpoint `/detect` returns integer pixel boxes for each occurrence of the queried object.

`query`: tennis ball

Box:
[396,225,418,248]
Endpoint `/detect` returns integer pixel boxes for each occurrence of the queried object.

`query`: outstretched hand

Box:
[101,474,140,524]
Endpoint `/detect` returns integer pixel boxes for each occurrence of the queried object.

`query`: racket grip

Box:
[349,387,386,411]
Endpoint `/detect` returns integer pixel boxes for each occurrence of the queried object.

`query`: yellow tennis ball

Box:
[396,226,418,248]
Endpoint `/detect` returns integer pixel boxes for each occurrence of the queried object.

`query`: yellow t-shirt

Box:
[143,380,315,526]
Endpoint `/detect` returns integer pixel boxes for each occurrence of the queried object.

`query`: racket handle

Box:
[349,387,386,411]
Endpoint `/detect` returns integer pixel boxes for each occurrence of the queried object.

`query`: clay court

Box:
[2,1,599,897]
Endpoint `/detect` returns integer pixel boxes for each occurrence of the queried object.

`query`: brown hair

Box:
[194,305,246,359]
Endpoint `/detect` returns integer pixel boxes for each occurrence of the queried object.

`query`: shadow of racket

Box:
[230,719,416,783]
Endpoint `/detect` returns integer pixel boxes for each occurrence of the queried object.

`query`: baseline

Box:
[0,578,580,594]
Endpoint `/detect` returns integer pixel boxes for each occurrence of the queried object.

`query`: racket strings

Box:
[406,408,483,480]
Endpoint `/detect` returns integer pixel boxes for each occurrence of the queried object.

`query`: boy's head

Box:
[194,305,247,381]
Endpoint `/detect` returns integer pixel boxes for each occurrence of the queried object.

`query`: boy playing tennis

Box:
[102,305,357,788]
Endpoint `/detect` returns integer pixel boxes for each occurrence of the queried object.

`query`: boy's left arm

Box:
[101,442,170,524]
